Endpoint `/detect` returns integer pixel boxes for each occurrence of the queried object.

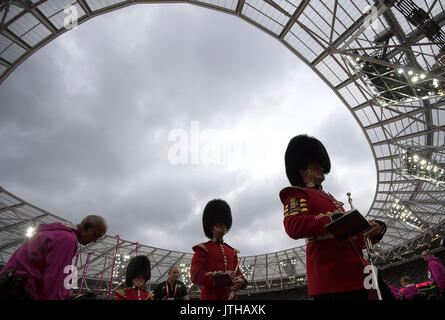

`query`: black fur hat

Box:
[284,134,331,186]
[202,199,232,239]
[125,255,151,287]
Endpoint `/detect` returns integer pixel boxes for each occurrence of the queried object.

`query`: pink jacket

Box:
[428,255,445,291]
[389,285,401,300]
[0,222,79,300]
[401,284,418,300]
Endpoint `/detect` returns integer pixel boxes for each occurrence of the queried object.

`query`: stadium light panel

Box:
[25,226,35,238]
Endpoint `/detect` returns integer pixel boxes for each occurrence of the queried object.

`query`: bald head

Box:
[77,215,108,245]
[168,266,180,283]
[421,249,431,262]
[80,215,107,232]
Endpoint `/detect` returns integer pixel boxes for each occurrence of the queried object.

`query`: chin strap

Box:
[304,169,325,181]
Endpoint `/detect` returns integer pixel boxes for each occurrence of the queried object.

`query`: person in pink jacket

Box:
[400,277,419,300]
[422,250,445,299]
[0,215,107,300]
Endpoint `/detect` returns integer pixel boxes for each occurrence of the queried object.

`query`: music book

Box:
[211,273,234,287]
[325,209,371,241]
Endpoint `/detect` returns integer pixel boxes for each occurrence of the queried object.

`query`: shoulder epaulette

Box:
[223,243,240,255]
[192,242,208,252]
[146,292,154,300]
[115,289,127,299]
[279,186,308,204]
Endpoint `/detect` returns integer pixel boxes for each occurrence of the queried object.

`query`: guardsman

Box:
[115,255,153,300]
[280,134,386,300]
[190,199,247,300]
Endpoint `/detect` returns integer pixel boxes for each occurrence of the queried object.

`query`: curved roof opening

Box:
[0,3,375,255]
[0,0,444,295]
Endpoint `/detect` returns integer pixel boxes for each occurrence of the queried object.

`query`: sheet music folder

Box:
[325,209,371,241]
[211,273,234,287]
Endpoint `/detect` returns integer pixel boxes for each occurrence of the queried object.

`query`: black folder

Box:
[211,273,234,287]
[325,209,371,241]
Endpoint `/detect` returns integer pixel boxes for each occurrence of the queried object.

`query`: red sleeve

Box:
[282,191,332,239]
[190,247,214,287]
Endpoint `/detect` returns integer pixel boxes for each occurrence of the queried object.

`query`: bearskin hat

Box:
[202,199,232,239]
[284,134,331,186]
[125,255,151,287]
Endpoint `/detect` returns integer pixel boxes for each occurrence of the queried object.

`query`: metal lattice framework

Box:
[1,0,445,295]
[0,186,309,297]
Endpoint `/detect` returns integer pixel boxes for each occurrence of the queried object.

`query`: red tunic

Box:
[190,241,244,300]
[114,288,153,300]
[280,186,379,296]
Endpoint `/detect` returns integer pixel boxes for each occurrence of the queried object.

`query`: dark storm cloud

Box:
[0,4,375,255]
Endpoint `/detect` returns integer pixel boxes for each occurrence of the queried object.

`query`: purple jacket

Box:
[389,285,401,300]
[401,284,418,300]
[0,222,79,300]
[428,255,445,291]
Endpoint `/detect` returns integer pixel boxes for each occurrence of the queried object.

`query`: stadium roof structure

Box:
[1,0,445,296]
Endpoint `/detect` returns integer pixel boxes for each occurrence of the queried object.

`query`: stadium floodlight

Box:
[294,276,307,285]
[179,263,193,288]
[239,264,254,280]
[113,254,123,278]
[25,226,35,238]
[279,258,297,277]
[348,50,444,106]
[401,149,445,186]
[387,198,427,230]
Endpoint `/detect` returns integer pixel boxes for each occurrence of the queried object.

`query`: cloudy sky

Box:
[0,3,376,256]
